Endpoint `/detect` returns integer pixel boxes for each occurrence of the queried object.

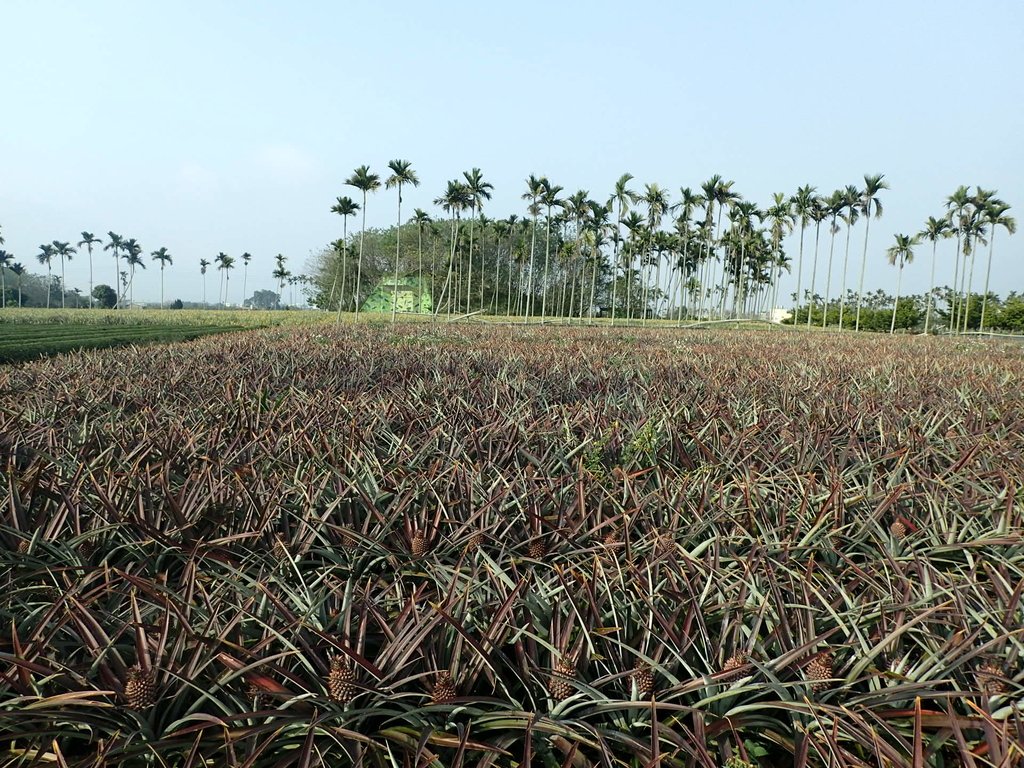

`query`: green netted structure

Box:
[360,275,432,314]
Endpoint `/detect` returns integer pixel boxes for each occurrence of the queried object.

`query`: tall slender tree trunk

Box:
[837,223,853,330]
[854,215,874,331]
[924,239,938,334]
[821,221,837,328]
[806,220,821,327]
[418,224,424,313]
[465,205,476,313]
[610,211,623,326]
[793,222,806,325]
[506,235,514,318]
[961,247,977,333]
[341,217,349,313]
[979,231,997,332]
[391,183,403,324]
[60,257,67,309]
[355,194,367,320]
[88,247,94,308]
[890,262,904,333]
[434,215,460,320]
[540,213,553,323]
[161,265,165,308]
[949,230,963,333]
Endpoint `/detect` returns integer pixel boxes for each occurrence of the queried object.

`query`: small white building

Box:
[769,307,793,324]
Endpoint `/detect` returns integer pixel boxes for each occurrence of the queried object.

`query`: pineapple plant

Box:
[549,655,575,701]
[411,530,428,557]
[977,662,1008,696]
[805,651,834,692]
[721,652,746,681]
[77,537,97,559]
[430,669,457,704]
[528,538,547,560]
[631,661,654,698]
[466,531,485,552]
[124,665,156,709]
[327,656,357,704]
[272,536,289,564]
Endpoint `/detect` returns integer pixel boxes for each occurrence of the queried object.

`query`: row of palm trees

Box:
[329,165,1015,331]
[0,225,290,309]
[880,186,1016,335]
[0,230,173,309]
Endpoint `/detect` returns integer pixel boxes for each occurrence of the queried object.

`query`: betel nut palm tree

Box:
[886,233,918,333]
[344,165,381,319]
[151,247,173,308]
[77,232,102,308]
[918,215,951,334]
[854,173,888,331]
[385,159,420,323]
[330,196,360,314]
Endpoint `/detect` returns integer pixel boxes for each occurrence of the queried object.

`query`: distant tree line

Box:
[313,165,1016,332]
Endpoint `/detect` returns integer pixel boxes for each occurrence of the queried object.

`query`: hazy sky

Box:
[2,1,1022,305]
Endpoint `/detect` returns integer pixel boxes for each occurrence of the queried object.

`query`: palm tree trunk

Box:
[434,215,460,320]
[355,194,367,319]
[541,214,553,323]
[837,223,853,330]
[854,214,873,332]
[821,222,837,328]
[341,218,349,313]
[88,248,94,308]
[924,240,938,334]
[392,183,403,324]
[794,222,806,325]
[418,224,425,314]
[890,262,903,333]
[980,231,997,332]
[480,223,487,311]
[525,213,537,322]
[610,214,622,326]
[962,248,977,333]
[506,237,514,318]
[949,231,963,333]
[465,205,475,313]
[161,265,165,308]
[60,257,66,309]
[806,221,821,327]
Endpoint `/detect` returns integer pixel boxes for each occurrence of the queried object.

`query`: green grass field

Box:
[0,308,335,363]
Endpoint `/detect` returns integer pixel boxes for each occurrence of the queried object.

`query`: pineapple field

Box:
[1,324,1023,767]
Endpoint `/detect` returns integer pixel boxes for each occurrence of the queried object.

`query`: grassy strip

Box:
[0,308,328,327]
[0,323,248,363]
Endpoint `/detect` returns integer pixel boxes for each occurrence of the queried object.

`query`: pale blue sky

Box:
[1,0,1021,304]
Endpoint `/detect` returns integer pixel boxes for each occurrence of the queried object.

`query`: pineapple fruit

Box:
[431,669,457,704]
[549,656,575,701]
[411,531,428,557]
[977,663,1008,696]
[805,651,833,692]
[631,661,654,698]
[124,665,156,709]
[721,652,746,681]
[327,656,357,704]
